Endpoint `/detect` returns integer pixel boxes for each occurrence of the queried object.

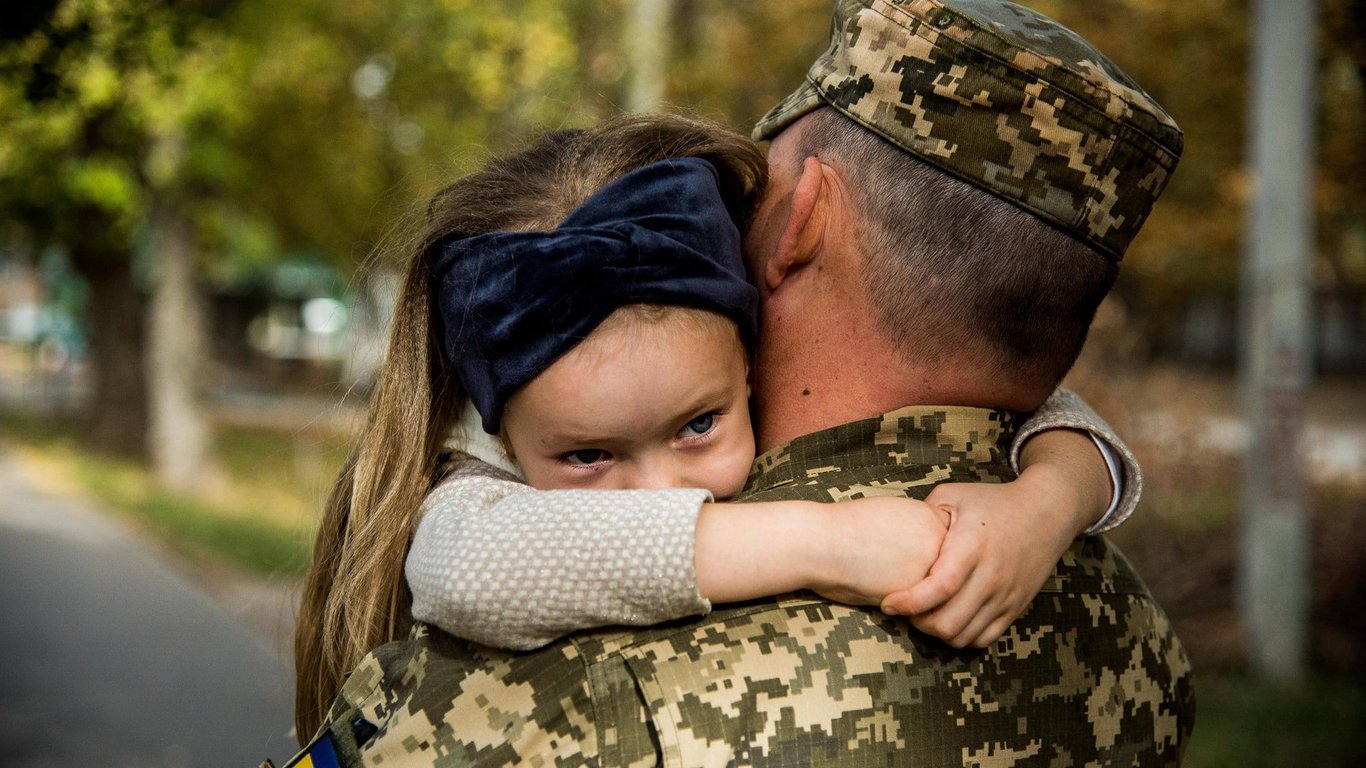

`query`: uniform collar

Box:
[743,405,1021,495]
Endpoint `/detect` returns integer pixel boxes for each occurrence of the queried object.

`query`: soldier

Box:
[286,0,1192,765]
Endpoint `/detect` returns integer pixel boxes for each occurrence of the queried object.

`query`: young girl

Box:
[293,113,1136,742]
[406,153,964,651]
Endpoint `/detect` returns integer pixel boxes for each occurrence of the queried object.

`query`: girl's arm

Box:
[693,494,949,606]
[880,387,1139,647]
[406,457,950,650]
[406,458,710,650]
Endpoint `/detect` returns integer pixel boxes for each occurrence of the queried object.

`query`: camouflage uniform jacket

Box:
[316,405,1194,767]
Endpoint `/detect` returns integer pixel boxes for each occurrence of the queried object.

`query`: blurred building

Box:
[0,250,397,409]
[209,260,396,398]
[1161,289,1366,372]
[0,251,87,407]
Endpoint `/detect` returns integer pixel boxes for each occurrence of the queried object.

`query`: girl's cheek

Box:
[713,445,754,499]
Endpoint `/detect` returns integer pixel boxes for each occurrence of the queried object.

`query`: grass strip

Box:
[0,412,322,577]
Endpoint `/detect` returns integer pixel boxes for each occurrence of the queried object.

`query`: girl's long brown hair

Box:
[293,112,766,741]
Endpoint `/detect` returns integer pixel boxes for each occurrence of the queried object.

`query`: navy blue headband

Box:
[432,157,759,434]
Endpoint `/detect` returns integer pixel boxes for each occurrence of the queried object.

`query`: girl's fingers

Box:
[891,538,976,615]
[971,615,1016,649]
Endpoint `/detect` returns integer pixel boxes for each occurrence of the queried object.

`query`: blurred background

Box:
[0,0,1362,766]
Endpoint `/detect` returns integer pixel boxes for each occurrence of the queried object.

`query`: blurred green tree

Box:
[2,0,1360,480]
[0,0,604,486]
[221,0,601,270]
[0,0,216,459]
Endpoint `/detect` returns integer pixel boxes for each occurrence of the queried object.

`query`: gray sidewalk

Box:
[0,446,297,768]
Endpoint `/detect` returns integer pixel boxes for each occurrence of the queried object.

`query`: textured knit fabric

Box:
[406,459,713,650]
[1013,386,1140,533]
[319,406,1192,767]
[404,387,1137,650]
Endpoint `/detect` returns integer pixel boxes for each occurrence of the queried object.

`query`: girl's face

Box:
[502,309,754,499]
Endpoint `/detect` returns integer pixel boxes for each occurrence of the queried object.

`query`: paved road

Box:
[0,447,297,768]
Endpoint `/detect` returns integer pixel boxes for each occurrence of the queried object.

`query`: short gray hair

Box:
[791,108,1117,389]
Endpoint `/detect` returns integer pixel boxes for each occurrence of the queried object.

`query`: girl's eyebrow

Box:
[535,368,741,448]
[674,383,736,423]
[538,428,618,449]
[536,414,641,448]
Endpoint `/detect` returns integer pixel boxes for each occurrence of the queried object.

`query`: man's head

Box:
[745,0,1181,443]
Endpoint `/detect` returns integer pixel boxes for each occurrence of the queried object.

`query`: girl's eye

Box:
[562,449,610,466]
[679,412,716,438]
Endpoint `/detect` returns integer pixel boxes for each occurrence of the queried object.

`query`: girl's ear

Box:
[764,156,831,292]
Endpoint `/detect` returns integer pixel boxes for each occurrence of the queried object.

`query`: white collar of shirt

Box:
[445,401,523,478]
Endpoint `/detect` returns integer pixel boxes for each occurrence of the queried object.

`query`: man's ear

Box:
[764,156,830,292]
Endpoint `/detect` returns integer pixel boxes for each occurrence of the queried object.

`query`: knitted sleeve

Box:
[1009,387,1143,534]
[405,457,713,650]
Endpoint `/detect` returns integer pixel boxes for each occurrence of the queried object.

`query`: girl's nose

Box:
[627,454,686,489]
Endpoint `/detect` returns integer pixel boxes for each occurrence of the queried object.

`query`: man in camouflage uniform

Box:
[299,1,1194,765]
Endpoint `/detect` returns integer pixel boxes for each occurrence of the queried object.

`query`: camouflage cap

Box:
[753,0,1183,260]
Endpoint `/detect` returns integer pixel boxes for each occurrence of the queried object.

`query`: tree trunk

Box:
[67,246,148,457]
[146,201,219,493]
[624,0,673,112]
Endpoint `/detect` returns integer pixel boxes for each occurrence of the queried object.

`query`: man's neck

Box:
[753,356,1044,452]
[747,239,1048,452]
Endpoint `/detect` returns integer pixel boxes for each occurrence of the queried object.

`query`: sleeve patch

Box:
[282,730,341,768]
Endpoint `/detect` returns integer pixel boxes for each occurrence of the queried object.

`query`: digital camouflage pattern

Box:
[752,0,1184,261]
[304,406,1194,767]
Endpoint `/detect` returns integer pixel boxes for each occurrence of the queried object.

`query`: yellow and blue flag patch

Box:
[282,730,341,768]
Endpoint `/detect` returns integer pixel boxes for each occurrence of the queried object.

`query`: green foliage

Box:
[0,1,253,455]
[222,0,605,267]
[669,0,834,127]
[3,0,1363,459]
[3,0,1362,313]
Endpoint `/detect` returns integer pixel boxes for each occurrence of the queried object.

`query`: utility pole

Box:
[624,0,673,112]
[1239,0,1318,683]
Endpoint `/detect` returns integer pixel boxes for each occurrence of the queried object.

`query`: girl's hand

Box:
[879,429,1111,648]
[808,496,950,606]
